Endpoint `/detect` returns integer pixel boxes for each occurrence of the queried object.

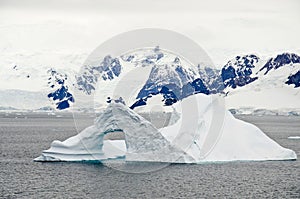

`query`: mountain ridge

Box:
[0,49,299,112]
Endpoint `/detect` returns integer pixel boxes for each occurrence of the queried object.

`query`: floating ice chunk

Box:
[288,136,300,140]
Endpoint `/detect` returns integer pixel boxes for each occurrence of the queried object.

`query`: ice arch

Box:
[35,102,194,162]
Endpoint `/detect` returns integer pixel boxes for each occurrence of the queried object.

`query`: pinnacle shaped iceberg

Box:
[35,94,297,163]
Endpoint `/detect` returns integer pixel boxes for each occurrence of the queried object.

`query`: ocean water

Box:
[0,113,299,198]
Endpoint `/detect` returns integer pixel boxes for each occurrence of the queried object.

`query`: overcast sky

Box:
[0,0,300,67]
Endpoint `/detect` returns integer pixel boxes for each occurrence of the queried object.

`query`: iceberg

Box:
[288,136,300,140]
[35,94,297,163]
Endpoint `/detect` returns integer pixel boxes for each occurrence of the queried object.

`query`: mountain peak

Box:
[286,71,300,88]
[76,55,122,95]
[221,54,260,89]
[259,52,300,75]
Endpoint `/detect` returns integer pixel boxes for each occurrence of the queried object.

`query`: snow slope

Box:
[0,65,77,110]
[225,62,300,110]
[0,89,49,110]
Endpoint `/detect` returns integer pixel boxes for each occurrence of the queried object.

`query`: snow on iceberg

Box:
[35,94,297,163]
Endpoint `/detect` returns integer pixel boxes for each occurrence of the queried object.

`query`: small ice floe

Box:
[47,112,56,116]
[288,136,300,140]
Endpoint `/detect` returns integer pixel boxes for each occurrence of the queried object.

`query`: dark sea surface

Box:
[0,112,299,198]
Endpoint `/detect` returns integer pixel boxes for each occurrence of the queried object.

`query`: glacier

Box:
[35,93,297,163]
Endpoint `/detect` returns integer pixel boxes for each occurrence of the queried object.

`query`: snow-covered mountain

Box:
[0,65,76,111]
[102,50,300,111]
[286,71,300,88]
[221,54,260,89]
[76,55,122,95]
[223,53,300,110]
[129,56,209,109]
[220,53,300,91]
[47,68,75,110]
[0,48,299,114]
[259,53,300,75]
[74,47,212,109]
